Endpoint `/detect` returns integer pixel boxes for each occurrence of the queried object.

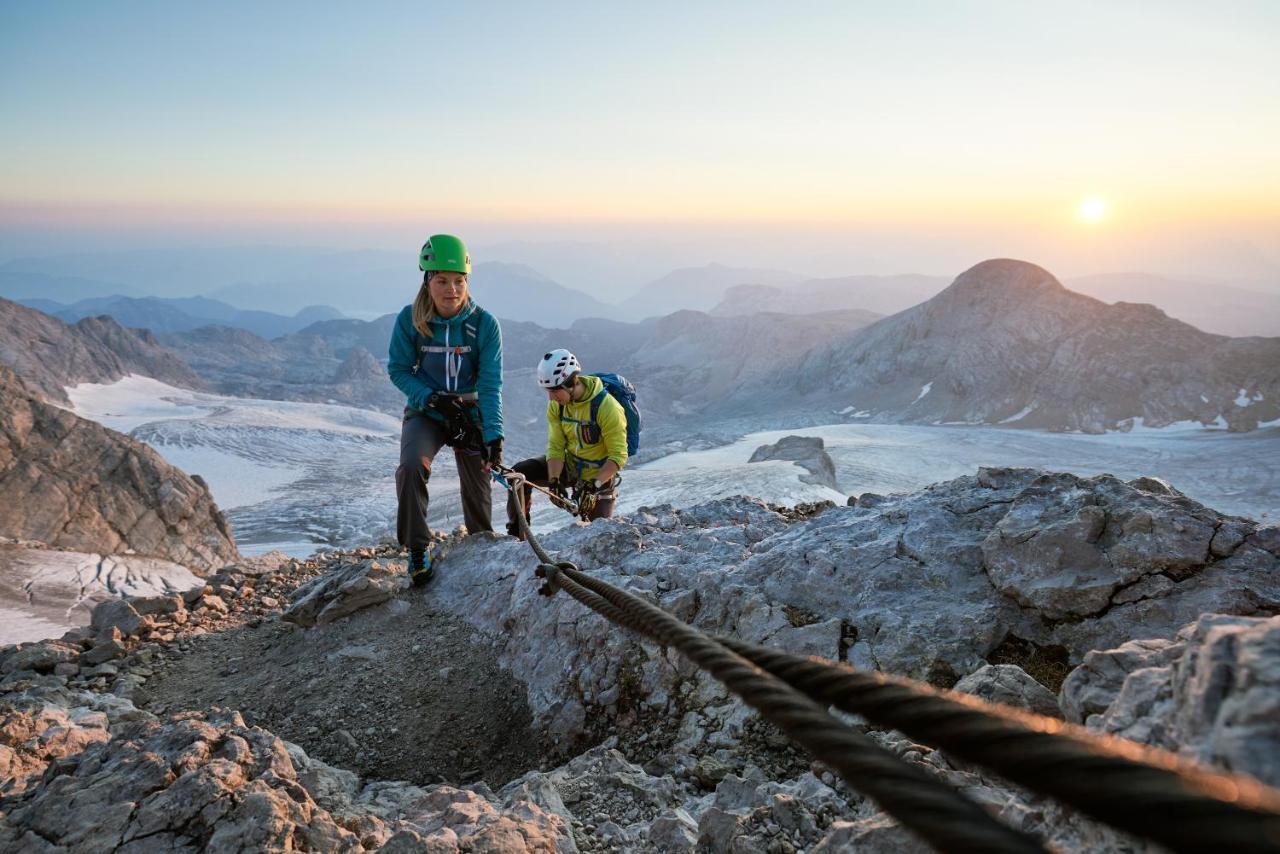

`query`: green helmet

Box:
[419,234,471,274]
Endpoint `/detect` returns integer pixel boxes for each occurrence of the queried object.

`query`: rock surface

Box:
[953,664,1062,719]
[422,468,1277,747]
[748,435,838,490]
[0,365,238,571]
[3,470,1278,852]
[0,688,572,852]
[1061,613,1280,787]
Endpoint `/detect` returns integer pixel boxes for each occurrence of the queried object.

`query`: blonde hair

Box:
[412,272,469,339]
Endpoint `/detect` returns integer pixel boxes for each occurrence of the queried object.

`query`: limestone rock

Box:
[427,468,1278,750]
[90,599,151,639]
[0,365,237,571]
[0,683,573,851]
[1059,638,1182,724]
[981,471,1230,619]
[748,435,839,490]
[282,559,409,627]
[1073,614,1280,787]
[953,664,1062,718]
[0,640,82,676]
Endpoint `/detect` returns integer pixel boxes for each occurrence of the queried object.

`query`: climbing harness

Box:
[571,475,620,521]
[504,490,1280,853]
[491,464,580,516]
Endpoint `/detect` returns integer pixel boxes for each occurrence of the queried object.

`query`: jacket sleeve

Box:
[387,307,435,411]
[546,400,566,462]
[475,311,503,442]
[598,397,630,469]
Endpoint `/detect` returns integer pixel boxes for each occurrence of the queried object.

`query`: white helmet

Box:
[537,349,581,388]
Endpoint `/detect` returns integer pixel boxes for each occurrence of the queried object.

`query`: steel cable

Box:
[539,561,1048,853]
[714,637,1280,853]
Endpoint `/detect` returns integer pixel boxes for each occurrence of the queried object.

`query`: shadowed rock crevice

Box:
[140,553,553,789]
[986,635,1072,694]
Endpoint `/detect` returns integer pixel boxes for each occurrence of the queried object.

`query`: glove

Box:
[484,438,503,467]
[425,392,466,420]
[428,393,476,447]
[577,482,598,516]
[549,482,568,500]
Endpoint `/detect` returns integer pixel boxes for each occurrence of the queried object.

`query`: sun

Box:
[1078,196,1107,224]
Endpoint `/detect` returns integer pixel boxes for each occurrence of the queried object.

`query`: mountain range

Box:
[711,271,1280,338]
[3,259,1277,452]
[19,294,343,338]
[742,259,1280,433]
[7,247,1276,336]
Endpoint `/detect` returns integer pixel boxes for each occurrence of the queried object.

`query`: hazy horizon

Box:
[4,2,1278,293]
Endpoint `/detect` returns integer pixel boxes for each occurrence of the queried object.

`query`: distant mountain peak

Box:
[943,259,1066,300]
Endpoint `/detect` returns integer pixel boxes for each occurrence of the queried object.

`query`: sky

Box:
[1,1,1278,287]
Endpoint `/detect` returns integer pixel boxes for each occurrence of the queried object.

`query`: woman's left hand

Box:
[482,438,503,472]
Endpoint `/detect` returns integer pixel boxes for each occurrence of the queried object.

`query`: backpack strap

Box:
[588,388,607,425]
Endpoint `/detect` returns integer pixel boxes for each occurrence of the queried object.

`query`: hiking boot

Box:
[505,522,525,541]
[409,549,434,587]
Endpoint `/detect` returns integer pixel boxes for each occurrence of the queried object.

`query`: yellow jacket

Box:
[546,375,629,480]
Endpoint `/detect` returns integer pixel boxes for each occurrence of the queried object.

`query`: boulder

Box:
[282,559,409,627]
[1059,637,1182,724]
[90,599,150,639]
[0,365,236,571]
[0,640,82,676]
[954,664,1062,718]
[748,435,838,490]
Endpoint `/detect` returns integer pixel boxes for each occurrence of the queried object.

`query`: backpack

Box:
[561,373,642,457]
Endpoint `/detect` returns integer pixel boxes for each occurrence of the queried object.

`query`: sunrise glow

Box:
[1078,197,1108,224]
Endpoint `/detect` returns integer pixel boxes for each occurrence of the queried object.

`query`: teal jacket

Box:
[387,301,504,443]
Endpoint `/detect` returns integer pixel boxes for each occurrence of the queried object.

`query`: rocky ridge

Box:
[0,297,203,404]
[2,467,1277,851]
[0,365,237,571]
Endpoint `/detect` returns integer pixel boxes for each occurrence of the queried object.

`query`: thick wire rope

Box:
[715,638,1280,853]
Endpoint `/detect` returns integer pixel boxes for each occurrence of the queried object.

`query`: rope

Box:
[716,637,1280,853]
[511,499,1047,853]
[507,488,1280,853]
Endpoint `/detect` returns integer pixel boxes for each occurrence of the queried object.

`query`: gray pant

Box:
[396,411,492,548]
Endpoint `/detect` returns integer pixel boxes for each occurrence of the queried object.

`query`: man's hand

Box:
[576,480,598,516]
